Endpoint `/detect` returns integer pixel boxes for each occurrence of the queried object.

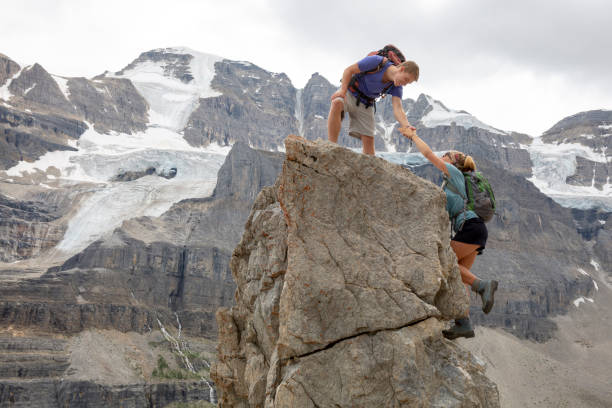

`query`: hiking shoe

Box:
[472,280,498,314]
[442,318,475,340]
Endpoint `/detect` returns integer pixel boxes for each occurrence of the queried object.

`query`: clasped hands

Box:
[399,125,417,140]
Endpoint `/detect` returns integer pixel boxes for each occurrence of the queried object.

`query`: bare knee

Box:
[329,98,344,115]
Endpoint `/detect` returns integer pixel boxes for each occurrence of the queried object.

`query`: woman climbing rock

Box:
[400,127,498,340]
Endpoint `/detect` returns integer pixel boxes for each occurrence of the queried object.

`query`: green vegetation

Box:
[152,355,200,380]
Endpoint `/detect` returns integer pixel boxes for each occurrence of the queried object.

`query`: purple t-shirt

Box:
[351,55,403,100]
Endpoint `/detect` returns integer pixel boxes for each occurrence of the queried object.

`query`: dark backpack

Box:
[348,45,406,109]
[367,44,406,65]
[443,171,496,227]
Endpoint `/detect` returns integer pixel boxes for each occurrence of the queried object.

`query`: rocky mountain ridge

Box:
[1,46,610,407]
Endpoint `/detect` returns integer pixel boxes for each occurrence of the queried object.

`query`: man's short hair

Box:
[400,61,419,81]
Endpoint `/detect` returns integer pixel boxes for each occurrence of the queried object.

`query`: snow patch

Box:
[23,83,36,95]
[0,66,24,102]
[593,280,599,291]
[294,89,304,136]
[420,95,506,135]
[577,268,589,276]
[377,118,397,153]
[112,48,222,131]
[573,297,594,307]
[590,259,601,272]
[52,75,71,100]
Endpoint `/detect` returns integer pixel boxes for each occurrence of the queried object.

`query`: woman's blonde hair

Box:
[445,151,476,172]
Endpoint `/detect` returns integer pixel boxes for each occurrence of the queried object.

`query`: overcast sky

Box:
[2,0,611,136]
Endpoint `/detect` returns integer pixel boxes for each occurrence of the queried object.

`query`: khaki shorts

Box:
[336,91,376,138]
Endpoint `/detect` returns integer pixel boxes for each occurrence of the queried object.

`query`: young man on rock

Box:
[327,55,419,155]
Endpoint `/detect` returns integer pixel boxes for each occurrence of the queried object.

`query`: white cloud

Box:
[1,0,611,136]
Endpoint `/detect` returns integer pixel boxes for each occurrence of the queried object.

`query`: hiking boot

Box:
[442,318,475,340]
[472,279,498,314]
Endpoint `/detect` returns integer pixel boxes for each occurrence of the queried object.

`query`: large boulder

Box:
[212,135,499,407]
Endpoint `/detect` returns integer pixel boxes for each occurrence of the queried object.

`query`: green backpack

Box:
[443,171,496,223]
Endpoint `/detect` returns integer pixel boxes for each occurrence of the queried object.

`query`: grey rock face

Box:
[0,378,212,407]
[0,194,66,262]
[111,166,177,182]
[416,126,533,177]
[68,76,149,134]
[117,49,195,83]
[543,109,612,149]
[570,207,610,241]
[299,73,361,149]
[566,155,611,190]
[0,104,82,170]
[184,60,298,149]
[212,136,499,407]
[0,53,20,86]
[7,63,74,114]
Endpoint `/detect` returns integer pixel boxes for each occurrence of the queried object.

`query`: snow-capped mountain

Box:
[1,46,611,408]
[1,46,611,260]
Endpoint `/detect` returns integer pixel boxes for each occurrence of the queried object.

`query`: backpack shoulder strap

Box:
[442,175,465,199]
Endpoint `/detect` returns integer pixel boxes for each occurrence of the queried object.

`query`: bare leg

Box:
[450,240,480,286]
[327,98,344,143]
[361,135,375,155]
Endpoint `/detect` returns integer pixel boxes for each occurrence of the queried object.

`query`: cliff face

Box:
[0,143,283,407]
[212,136,499,407]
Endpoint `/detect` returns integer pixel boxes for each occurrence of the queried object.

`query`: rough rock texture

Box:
[0,104,82,169]
[8,63,75,114]
[67,76,149,134]
[0,194,66,262]
[566,155,610,190]
[542,109,612,152]
[212,136,499,407]
[111,166,177,182]
[184,60,299,150]
[0,53,20,86]
[0,334,214,407]
[116,49,195,83]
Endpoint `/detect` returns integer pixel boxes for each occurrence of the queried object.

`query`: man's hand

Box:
[399,126,416,139]
[330,90,346,101]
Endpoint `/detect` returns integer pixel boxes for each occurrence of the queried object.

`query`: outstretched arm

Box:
[330,63,361,100]
[400,128,449,176]
[392,96,414,130]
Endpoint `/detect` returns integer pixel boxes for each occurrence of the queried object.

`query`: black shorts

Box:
[452,218,488,255]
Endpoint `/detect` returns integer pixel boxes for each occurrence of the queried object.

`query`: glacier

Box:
[527,137,611,211]
[6,123,229,257]
[111,47,223,132]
